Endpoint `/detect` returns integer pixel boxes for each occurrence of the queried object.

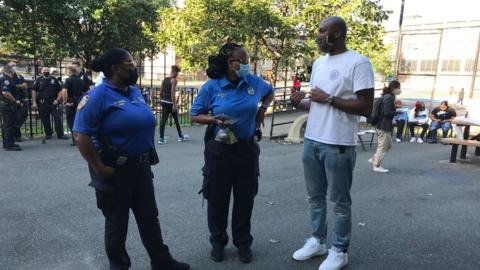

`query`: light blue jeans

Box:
[302,139,356,252]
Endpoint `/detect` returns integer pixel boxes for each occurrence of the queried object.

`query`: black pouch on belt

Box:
[149,149,159,165]
[204,123,216,142]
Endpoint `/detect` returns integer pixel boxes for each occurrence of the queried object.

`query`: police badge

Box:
[247,87,255,95]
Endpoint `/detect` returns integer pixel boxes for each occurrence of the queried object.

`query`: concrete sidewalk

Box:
[1,125,479,270]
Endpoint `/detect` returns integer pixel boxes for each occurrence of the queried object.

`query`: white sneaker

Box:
[373,166,389,173]
[178,134,189,142]
[368,158,373,164]
[416,138,423,144]
[292,237,327,261]
[409,137,417,143]
[395,138,401,143]
[319,249,348,270]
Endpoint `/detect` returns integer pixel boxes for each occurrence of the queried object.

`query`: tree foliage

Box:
[0,0,168,68]
[158,0,393,81]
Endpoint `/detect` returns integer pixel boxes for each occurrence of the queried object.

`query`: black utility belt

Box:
[210,136,256,145]
[100,149,159,167]
[237,136,256,144]
[38,98,56,104]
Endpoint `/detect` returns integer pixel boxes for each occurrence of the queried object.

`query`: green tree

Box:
[302,0,392,76]
[0,0,168,68]
[158,0,393,82]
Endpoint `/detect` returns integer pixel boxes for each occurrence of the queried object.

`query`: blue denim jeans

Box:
[302,139,356,251]
[429,121,452,142]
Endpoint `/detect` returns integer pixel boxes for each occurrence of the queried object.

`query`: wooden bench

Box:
[441,138,480,163]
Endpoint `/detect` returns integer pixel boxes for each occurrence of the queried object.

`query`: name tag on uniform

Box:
[247,87,255,96]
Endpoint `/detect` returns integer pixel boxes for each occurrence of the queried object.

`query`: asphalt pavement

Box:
[1,125,479,270]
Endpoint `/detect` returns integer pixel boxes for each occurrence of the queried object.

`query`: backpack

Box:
[366,96,383,125]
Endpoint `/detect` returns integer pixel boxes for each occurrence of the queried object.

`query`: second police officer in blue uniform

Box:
[32,66,69,140]
[190,43,274,263]
[5,62,29,142]
[62,64,87,146]
[73,48,189,270]
[0,65,23,151]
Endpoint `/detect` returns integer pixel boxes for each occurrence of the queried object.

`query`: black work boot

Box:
[210,245,224,262]
[238,246,253,263]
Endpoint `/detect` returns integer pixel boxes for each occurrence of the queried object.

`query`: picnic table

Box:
[441,117,480,162]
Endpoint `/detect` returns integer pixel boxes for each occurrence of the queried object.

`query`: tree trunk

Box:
[253,39,259,75]
[272,58,280,88]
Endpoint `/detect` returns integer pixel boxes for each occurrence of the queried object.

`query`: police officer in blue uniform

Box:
[62,64,87,146]
[190,43,274,263]
[3,62,29,141]
[73,48,189,270]
[73,61,95,90]
[32,66,68,140]
[1,65,23,151]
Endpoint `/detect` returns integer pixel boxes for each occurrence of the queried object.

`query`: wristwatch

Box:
[326,95,335,105]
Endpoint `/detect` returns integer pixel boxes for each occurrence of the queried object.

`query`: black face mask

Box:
[316,32,337,54]
[124,68,138,86]
[43,72,50,77]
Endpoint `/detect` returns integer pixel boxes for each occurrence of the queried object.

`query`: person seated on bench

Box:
[407,101,429,143]
[428,101,456,144]
[392,99,408,142]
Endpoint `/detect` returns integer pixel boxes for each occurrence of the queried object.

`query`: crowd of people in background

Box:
[369,80,458,173]
[0,61,94,150]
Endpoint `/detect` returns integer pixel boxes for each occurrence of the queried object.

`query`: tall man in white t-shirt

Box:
[290,16,374,270]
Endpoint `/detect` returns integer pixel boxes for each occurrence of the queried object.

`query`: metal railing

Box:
[1,85,200,139]
[268,86,307,139]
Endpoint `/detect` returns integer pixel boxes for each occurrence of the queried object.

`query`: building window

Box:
[400,60,417,73]
[419,60,437,72]
[465,59,474,72]
[441,59,461,72]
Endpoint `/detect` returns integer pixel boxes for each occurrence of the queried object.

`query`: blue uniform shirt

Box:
[73,80,156,155]
[0,74,15,93]
[190,74,273,139]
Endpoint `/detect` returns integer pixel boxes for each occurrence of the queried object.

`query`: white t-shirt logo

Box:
[329,69,340,81]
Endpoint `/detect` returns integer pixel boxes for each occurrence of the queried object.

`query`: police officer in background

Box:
[62,64,86,146]
[32,66,68,140]
[0,65,22,151]
[73,48,189,270]
[7,62,29,141]
[73,61,94,90]
[190,43,274,263]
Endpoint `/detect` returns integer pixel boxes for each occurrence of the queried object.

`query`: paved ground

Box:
[1,125,480,270]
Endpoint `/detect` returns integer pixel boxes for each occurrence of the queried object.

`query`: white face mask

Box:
[12,66,17,73]
[394,89,402,96]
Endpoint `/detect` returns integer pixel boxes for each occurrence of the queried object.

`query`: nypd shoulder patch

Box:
[77,95,89,111]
